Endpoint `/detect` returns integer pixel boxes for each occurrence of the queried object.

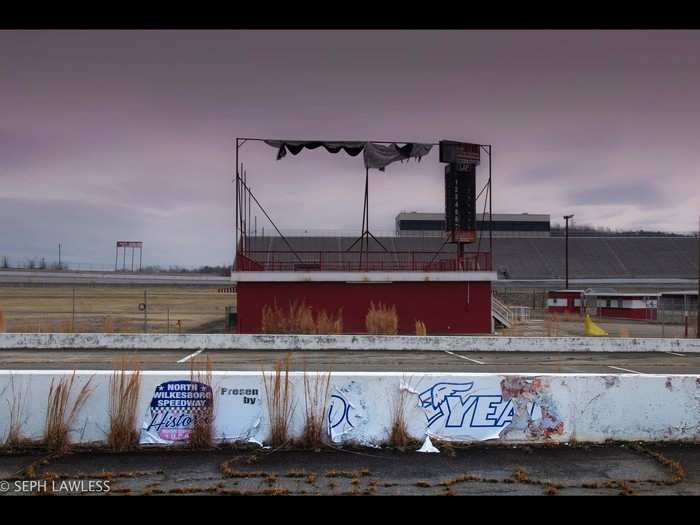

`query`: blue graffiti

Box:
[418,382,537,429]
[328,394,353,430]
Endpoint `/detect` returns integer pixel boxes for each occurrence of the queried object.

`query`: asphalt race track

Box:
[0,349,698,374]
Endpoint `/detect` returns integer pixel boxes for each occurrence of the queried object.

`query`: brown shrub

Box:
[315,309,343,335]
[0,309,5,333]
[387,378,413,448]
[366,302,398,335]
[262,302,287,333]
[415,320,427,336]
[188,355,214,449]
[301,367,331,448]
[107,357,142,451]
[103,316,114,334]
[44,372,94,453]
[263,356,294,448]
[262,300,343,335]
[618,326,630,338]
[3,374,29,448]
[544,314,560,337]
[290,300,316,334]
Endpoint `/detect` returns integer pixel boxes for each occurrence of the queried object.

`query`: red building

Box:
[232,137,497,335]
[547,289,659,321]
[546,290,584,314]
[233,249,497,335]
[589,292,659,321]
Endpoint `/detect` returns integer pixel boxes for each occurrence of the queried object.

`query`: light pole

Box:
[564,214,574,289]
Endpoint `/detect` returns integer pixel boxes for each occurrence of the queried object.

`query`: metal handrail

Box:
[235,250,491,272]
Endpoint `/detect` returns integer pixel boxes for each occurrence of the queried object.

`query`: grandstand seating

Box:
[242,236,698,279]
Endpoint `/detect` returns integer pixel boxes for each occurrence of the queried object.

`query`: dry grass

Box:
[3,374,29,448]
[289,300,316,334]
[0,309,5,333]
[561,312,580,323]
[44,372,94,453]
[262,302,287,333]
[103,316,114,333]
[107,356,142,451]
[188,355,215,449]
[415,320,427,336]
[315,308,343,334]
[263,356,294,448]
[366,302,398,335]
[504,321,526,336]
[262,300,343,334]
[301,366,331,448]
[387,378,412,448]
[0,285,232,334]
[544,314,561,337]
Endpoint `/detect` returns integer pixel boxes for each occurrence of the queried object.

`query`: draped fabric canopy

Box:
[264,140,433,171]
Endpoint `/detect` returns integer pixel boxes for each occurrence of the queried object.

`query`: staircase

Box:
[492,295,513,329]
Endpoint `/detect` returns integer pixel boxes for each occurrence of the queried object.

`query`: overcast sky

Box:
[1,30,698,268]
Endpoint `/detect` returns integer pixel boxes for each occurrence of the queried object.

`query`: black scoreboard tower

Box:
[439,140,480,245]
[444,163,477,243]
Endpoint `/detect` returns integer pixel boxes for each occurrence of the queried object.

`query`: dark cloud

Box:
[568,183,670,207]
[1,30,699,266]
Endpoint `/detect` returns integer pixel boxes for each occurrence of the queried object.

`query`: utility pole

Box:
[58,243,62,268]
[564,214,574,289]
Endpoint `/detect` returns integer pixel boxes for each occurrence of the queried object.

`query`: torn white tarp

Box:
[363,142,432,171]
[417,436,440,453]
[263,140,433,171]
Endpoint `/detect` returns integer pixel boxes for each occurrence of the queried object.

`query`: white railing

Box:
[491,295,514,327]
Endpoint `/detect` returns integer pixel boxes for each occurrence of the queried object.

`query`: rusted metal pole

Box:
[235,139,239,266]
[489,145,493,271]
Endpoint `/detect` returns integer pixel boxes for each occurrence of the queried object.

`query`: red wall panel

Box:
[547,292,582,314]
[236,281,492,335]
[597,308,657,321]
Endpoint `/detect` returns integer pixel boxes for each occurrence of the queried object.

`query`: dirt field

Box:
[0,284,695,338]
[0,286,236,334]
[500,314,698,339]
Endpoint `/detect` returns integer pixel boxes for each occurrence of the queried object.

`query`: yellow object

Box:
[584,314,608,336]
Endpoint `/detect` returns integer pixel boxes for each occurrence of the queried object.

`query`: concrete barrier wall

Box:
[1,333,699,353]
[1,371,698,447]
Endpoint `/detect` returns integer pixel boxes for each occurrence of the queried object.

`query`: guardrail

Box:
[236,251,491,272]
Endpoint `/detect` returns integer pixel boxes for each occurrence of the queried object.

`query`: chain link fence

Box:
[0,286,236,334]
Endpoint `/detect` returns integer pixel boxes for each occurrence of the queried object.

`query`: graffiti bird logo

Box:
[418,382,474,427]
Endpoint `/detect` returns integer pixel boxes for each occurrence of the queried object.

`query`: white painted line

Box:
[444,351,484,365]
[176,349,204,364]
[664,351,686,357]
[608,366,643,374]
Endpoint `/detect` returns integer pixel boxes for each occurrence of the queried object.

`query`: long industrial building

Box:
[396,212,551,237]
